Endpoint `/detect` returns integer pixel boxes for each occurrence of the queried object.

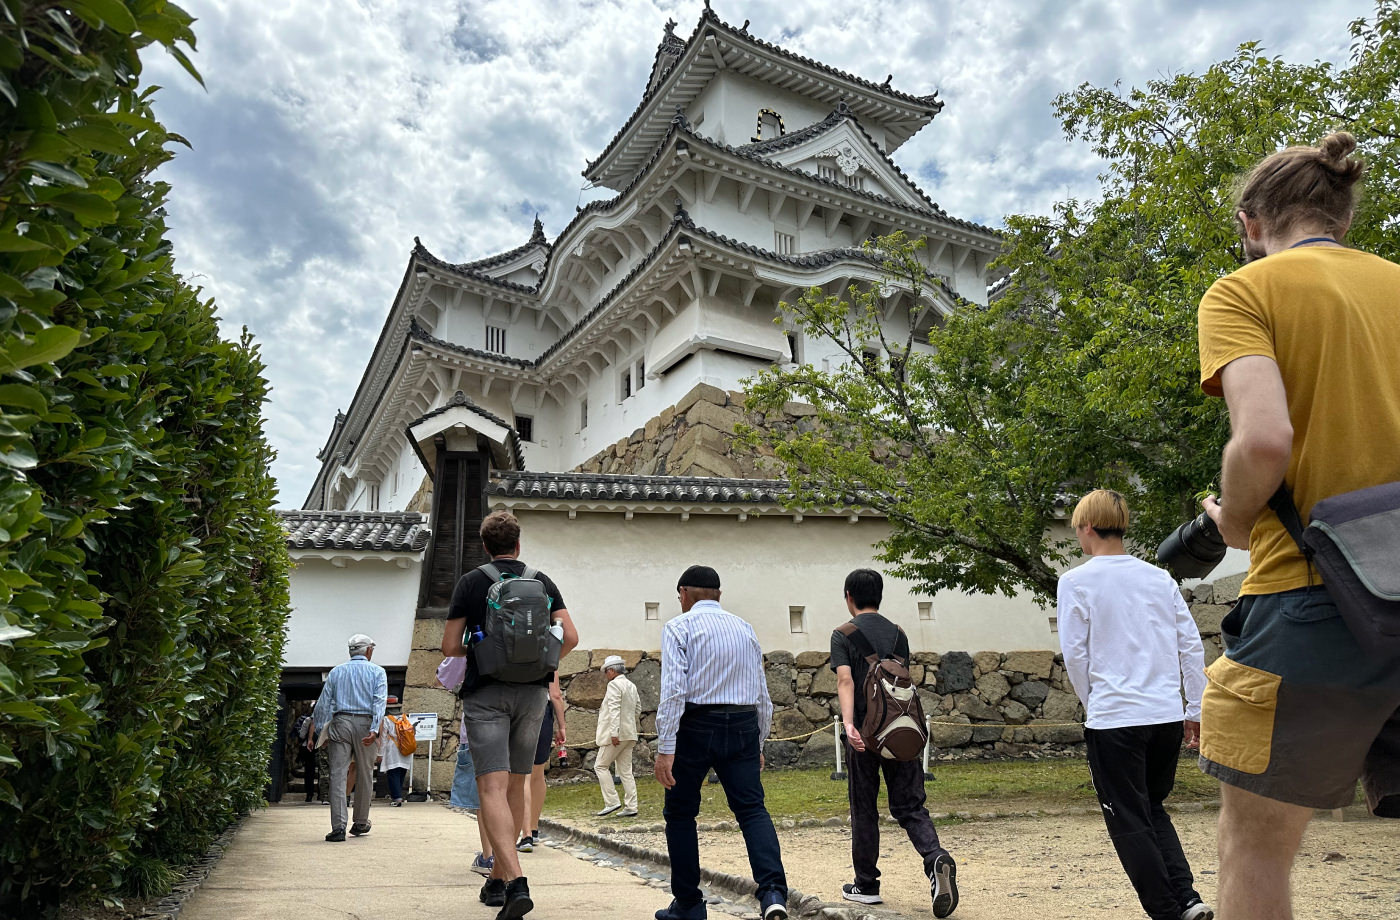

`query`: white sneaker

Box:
[841,884,882,905]
[1181,902,1214,920]
[596,804,623,817]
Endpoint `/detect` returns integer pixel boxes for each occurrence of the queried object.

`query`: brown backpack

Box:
[387,713,417,756]
[836,622,928,761]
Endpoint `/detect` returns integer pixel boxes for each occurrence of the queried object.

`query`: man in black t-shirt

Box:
[441,510,577,920]
[830,569,958,917]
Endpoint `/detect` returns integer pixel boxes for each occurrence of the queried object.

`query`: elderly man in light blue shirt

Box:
[312,633,388,842]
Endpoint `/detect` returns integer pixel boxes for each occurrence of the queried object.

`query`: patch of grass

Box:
[543,756,1219,827]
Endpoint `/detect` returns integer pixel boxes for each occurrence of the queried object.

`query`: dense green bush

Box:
[0,2,291,913]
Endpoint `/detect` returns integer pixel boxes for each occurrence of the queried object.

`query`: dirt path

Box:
[599,810,1399,918]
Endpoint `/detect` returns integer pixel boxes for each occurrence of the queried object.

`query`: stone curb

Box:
[133,814,247,919]
[539,816,831,918]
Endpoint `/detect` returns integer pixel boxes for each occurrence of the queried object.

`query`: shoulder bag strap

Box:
[1267,483,1315,562]
[840,621,881,666]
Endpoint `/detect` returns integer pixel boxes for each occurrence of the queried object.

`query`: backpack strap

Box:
[836,621,880,666]
[521,566,538,580]
[478,562,504,582]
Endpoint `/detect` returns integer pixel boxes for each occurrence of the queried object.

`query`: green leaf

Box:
[0,325,82,373]
[69,0,138,34]
[48,191,117,225]
[0,383,47,413]
[0,625,35,643]
[0,233,54,253]
[28,161,88,188]
[66,121,132,156]
[0,70,15,108]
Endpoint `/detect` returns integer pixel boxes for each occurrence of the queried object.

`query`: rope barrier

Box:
[766,718,1085,743]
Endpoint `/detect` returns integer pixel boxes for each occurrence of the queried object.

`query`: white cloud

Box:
[142,0,1376,504]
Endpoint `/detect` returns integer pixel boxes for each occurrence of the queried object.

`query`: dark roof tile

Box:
[280,511,429,553]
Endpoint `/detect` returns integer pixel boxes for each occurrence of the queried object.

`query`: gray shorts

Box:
[460,681,549,777]
[1199,587,1400,814]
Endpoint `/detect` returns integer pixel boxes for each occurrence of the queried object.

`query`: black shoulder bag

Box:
[1270,481,1400,657]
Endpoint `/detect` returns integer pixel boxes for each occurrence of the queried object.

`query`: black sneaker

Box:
[841,883,882,905]
[495,876,533,920]
[929,853,959,918]
[1181,901,1214,920]
[324,828,345,842]
[349,822,371,836]
[480,878,506,907]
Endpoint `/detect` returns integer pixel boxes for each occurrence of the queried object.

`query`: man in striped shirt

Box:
[312,633,388,842]
[654,565,788,920]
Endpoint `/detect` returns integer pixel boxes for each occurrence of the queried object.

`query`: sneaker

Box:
[654,900,707,920]
[620,809,638,817]
[1181,901,1214,920]
[391,799,404,807]
[841,883,882,905]
[324,828,345,842]
[471,853,495,877]
[496,876,533,920]
[761,895,788,920]
[349,822,371,836]
[516,836,533,853]
[596,803,623,817]
[929,853,959,918]
[479,877,506,907]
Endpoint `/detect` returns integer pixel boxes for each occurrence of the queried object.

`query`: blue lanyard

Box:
[1288,236,1337,249]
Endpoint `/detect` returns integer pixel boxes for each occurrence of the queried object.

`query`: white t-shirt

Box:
[1056,554,1207,730]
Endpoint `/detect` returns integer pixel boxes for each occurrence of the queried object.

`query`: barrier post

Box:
[426,740,434,793]
[922,717,935,781]
[830,715,846,781]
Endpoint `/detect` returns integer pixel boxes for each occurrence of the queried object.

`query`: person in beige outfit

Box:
[594,655,640,816]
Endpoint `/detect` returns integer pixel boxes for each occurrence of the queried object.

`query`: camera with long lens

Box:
[1156,511,1227,580]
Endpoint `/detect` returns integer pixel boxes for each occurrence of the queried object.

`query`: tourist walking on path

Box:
[518,674,567,851]
[1058,490,1211,920]
[440,655,495,876]
[831,568,958,917]
[311,633,388,842]
[654,565,789,920]
[376,697,413,807]
[594,654,640,817]
[1197,131,1400,920]
[442,510,578,920]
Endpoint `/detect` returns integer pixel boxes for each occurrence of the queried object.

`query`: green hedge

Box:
[0,2,291,914]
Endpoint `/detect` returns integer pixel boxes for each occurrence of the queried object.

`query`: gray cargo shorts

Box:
[459,681,549,777]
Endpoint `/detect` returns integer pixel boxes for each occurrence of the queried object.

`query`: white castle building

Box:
[278,8,1059,732]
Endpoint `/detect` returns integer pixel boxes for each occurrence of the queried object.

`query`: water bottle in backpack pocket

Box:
[471,563,563,683]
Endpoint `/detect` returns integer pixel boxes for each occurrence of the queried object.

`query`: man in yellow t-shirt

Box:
[1197,132,1400,920]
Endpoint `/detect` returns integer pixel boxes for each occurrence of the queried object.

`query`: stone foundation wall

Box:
[576,382,854,478]
[400,557,1247,788]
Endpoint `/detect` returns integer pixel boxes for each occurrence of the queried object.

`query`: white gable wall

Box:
[284,555,422,669]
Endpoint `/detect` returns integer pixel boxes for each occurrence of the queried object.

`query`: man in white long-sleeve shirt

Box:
[1057,490,1212,920]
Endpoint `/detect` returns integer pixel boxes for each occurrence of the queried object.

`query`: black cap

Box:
[677,564,721,590]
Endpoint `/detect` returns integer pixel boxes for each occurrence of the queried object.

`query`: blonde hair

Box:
[1235,131,1364,239]
[1071,489,1129,537]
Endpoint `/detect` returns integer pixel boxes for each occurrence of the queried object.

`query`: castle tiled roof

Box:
[488,471,790,504]
[406,388,528,471]
[280,511,429,553]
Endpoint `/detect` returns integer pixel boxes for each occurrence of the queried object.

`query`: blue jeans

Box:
[385,767,407,802]
[663,708,787,906]
[451,744,480,809]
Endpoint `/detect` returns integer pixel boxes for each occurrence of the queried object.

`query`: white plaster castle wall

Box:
[284,555,422,668]
[506,509,1056,654]
[689,71,884,152]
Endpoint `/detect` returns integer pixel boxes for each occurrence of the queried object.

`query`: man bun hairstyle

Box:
[1235,131,1365,240]
[1071,489,1129,539]
[480,510,521,556]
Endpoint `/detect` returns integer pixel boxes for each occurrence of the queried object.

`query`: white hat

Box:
[348,633,375,654]
[602,655,626,672]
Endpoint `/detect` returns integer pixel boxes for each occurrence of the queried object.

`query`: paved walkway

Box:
[178,801,680,920]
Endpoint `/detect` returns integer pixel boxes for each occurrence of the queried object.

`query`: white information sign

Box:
[410,712,439,743]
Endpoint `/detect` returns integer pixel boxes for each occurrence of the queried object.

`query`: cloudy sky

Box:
[140,0,1375,507]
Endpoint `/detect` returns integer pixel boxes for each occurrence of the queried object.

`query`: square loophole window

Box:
[1048,615,1058,634]
[918,601,933,621]
[789,606,805,633]
[645,602,659,621]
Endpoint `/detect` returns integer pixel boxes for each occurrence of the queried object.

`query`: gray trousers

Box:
[327,713,376,832]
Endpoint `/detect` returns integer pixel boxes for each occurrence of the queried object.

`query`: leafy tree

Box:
[744,0,1400,602]
[0,2,290,913]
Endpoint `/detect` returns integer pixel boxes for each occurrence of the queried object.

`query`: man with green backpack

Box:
[441,510,578,920]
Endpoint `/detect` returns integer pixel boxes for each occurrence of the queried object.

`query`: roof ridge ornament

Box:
[530,214,546,243]
[835,100,853,117]
[671,104,690,129]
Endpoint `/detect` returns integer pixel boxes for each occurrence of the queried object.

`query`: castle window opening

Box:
[789,605,806,633]
[485,323,507,353]
[515,414,534,442]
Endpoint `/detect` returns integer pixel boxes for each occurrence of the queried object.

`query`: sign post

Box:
[410,713,440,794]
